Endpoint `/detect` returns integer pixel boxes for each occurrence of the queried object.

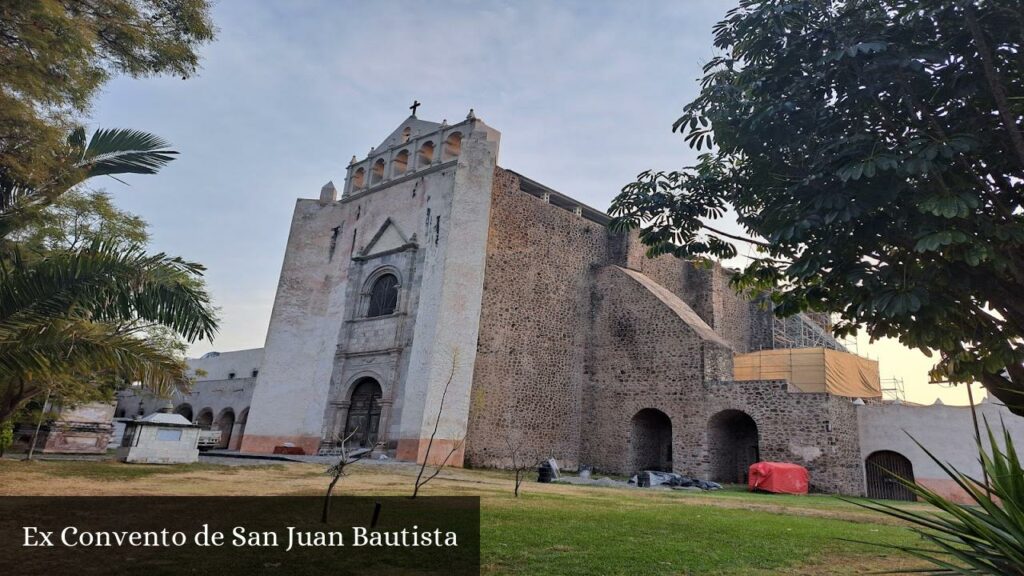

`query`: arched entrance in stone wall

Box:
[196,408,214,430]
[708,409,760,484]
[215,408,235,449]
[865,450,916,501]
[232,407,249,450]
[174,403,193,422]
[345,378,382,449]
[629,409,673,472]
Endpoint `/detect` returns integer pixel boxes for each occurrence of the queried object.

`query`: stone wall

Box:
[858,397,1024,503]
[703,381,863,494]
[465,168,613,468]
[463,167,864,495]
[583,265,733,475]
[621,241,773,353]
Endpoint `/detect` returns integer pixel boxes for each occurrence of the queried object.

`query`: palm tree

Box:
[0,242,218,423]
[1,128,177,241]
[0,127,217,423]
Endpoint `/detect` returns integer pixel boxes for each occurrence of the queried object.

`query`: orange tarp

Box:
[733,348,881,398]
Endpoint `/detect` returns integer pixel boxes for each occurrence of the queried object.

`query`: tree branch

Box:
[964,5,1024,171]
[700,223,771,248]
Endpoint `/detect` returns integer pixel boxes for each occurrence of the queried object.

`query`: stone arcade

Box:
[119,109,1024,500]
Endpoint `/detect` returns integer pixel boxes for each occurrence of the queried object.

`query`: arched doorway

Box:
[344,378,382,449]
[866,450,916,501]
[174,403,193,422]
[196,408,214,430]
[708,409,760,484]
[215,408,235,449]
[630,409,673,472]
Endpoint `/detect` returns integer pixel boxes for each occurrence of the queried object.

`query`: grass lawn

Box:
[0,457,930,575]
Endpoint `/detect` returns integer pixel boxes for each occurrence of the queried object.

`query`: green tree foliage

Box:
[0,0,214,204]
[15,188,148,253]
[0,0,217,424]
[609,0,1024,412]
[0,419,12,457]
[0,241,218,424]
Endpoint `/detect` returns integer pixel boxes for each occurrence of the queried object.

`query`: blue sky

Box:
[88,1,974,405]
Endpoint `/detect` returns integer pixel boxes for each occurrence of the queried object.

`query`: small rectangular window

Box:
[156,429,182,442]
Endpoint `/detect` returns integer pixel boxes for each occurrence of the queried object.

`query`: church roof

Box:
[373,115,444,153]
[137,412,196,427]
[615,266,733,349]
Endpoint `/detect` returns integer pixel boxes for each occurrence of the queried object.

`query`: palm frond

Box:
[77,128,178,177]
[0,318,191,412]
[0,240,218,343]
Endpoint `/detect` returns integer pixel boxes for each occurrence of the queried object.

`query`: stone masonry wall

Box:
[465,169,613,468]
[621,239,772,353]
[462,167,863,495]
[703,381,863,494]
[584,265,734,474]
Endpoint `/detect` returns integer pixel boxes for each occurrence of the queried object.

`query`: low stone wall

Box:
[857,397,1024,503]
[703,380,863,495]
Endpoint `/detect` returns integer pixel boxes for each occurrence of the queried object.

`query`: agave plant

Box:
[856,424,1024,574]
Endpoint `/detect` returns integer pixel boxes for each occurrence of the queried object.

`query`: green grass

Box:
[0,459,927,574]
[479,488,920,575]
[0,458,285,480]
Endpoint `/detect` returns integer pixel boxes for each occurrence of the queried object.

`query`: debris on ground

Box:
[554,475,626,488]
[537,460,554,483]
[578,464,592,480]
[628,470,722,491]
[546,458,561,479]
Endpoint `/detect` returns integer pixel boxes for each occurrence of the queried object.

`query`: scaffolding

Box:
[880,376,906,403]
[771,313,847,352]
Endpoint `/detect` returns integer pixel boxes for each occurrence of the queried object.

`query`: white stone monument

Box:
[118,409,200,465]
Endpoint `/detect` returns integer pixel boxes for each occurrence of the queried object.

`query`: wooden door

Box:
[866,451,916,501]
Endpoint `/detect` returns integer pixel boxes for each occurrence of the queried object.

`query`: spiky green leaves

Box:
[852,424,1024,574]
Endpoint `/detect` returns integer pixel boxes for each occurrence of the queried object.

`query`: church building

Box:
[232,108,889,494]
[108,106,1024,502]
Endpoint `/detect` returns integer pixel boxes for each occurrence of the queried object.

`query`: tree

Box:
[504,426,540,498]
[0,0,214,205]
[411,350,465,499]
[321,428,370,524]
[609,0,1024,412]
[14,187,148,253]
[0,241,218,424]
[0,1,218,427]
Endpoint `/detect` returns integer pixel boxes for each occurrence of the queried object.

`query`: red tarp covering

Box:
[748,462,809,495]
